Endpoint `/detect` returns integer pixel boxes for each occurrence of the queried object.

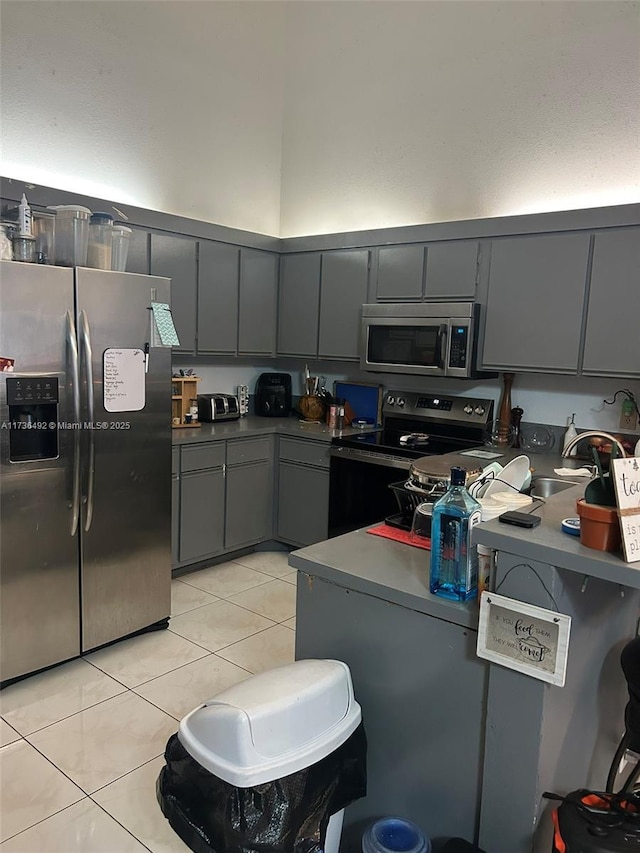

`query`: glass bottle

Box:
[429,466,482,602]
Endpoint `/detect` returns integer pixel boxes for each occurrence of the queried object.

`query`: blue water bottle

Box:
[429,466,481,601]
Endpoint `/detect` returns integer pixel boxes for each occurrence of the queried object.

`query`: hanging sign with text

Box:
[612,457,640,563]
[477,592,571,686]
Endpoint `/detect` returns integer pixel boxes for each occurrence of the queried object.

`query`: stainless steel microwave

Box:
[361,302,490,379]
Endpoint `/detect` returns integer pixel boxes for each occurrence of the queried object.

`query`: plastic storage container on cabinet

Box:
[48,205,91,267]
[87,212,113,270]
[157,659,367,853]
[111,225,132,271]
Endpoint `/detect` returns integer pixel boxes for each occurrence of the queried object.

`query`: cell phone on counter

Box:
[498,511,541,528]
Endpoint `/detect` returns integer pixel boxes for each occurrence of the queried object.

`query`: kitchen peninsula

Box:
[290,467,640,853]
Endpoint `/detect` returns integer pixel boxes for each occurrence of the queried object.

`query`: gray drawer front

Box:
[279,437,330,468]
[227,436,272,466]
[181,442,226,472]
[172,447,180,475]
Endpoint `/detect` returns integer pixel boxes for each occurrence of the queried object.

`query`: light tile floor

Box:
[0,551,296,852]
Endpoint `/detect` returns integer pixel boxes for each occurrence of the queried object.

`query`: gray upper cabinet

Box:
[376,245,425,300]
[197,241,240,355]
[150,233,197,355]
[480,232,591,373]
[319,249,370,360]
[375,241,478,301]
[125,227,149,274]
[277,253,321,357]
[239,249,279,356]
[582,227,640,378]
[424,240,478,299]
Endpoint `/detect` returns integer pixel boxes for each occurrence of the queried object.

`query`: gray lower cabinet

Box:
[225,436,273,550]
[226,461,272,550]
[480,232,591,373]
[173,437,274,568]
[150,233,198,355]
[179,468,225,564]
[375,240,478,301]
[277,253,321,357]
[277,437,330,546]
[318,249,370,360]
[582,226,640,378]
[239,248,279,356]
[197,241,240,355]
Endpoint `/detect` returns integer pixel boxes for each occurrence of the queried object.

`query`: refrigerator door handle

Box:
[67,310,81,537]
[79,309,96,532]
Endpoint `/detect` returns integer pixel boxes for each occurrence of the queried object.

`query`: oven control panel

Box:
[383,391,493,426]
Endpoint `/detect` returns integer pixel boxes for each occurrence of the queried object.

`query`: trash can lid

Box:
[178,659,362,787]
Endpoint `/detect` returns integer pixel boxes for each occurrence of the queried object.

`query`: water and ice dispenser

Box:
[7,376,59,461]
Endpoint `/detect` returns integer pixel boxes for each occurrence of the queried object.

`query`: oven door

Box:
[328,446,410,538]
[361,316,450,376]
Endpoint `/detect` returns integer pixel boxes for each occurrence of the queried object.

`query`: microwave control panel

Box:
[448,323,469,368]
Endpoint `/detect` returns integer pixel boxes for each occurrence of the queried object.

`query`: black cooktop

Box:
[331,428,480,459]
[331,389,493,460]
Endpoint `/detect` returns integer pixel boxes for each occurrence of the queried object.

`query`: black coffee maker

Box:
[255,373,292,417]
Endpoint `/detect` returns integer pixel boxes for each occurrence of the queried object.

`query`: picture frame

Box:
[477,591,572,687]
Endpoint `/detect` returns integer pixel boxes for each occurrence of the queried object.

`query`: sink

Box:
[529,477,580,499]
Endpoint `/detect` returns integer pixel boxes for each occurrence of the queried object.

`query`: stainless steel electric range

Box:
[328,389,494,537]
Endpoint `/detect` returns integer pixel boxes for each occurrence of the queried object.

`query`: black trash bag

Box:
[157,722,367,853]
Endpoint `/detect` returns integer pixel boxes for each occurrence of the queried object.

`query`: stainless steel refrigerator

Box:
[0,261,171,684]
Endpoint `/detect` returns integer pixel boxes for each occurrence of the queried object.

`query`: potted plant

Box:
[576,444,622,552]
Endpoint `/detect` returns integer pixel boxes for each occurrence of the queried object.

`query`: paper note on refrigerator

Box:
[103,348,146,412]
[151,303,180,347]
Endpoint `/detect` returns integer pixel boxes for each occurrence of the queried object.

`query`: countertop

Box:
[288,447,640,631]
[474,481,640,589]
[172,415,373,445]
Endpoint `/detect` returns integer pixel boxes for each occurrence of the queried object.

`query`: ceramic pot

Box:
[576,498,621,552]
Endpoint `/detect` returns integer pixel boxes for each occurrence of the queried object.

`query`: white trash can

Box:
[159,659,365,853]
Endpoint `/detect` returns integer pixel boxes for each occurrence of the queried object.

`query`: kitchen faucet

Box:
[561,430,627,459]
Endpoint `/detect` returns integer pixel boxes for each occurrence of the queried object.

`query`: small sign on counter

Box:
[612,457,640,563]
[477,592,571,686]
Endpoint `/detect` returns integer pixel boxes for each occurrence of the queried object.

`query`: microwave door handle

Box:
[79,310,95,532]
[66,310,81,537]
[437,324,448,370]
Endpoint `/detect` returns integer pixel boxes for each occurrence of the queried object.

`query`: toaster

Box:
[197,394,240,422]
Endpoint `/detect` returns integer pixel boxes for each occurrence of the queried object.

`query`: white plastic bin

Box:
[179,658,362,853]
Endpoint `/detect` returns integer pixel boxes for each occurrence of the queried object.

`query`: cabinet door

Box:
[172,473,180,568]
[197,241,239,355]
[481,233,590,373]
[179,468,225,563]
[318,249,370,360]
[424,240,478,299]
[277,253,321,356]
[376,245,425,300]
[150,234,197,355]
[226,460,272,550]
[126,227,149,274]
[277,462,329,546]
[582,227,640,378]
[238,249,278,356]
